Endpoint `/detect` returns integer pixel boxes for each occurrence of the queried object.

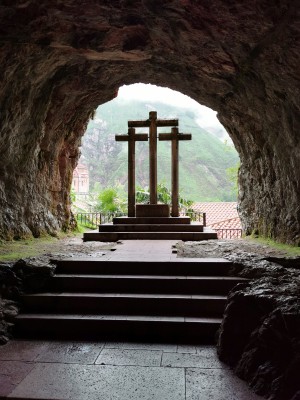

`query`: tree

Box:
[93,186,126,213]
[136,182,194,211]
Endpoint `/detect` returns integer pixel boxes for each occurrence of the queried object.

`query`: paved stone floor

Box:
[101,239,179,261]
[99,239,229,263]
[0,241,263,399]
[0,340,263,400]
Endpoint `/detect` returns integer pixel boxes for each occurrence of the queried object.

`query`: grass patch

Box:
[0,231,83,262]
[246,236,300,256]
[76,220,97,231]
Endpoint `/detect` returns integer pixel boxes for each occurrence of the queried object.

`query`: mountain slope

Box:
[80,98,239,201]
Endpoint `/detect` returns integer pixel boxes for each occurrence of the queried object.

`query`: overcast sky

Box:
[118,83,228,141]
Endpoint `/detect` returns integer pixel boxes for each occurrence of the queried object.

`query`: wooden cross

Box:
[115,128,148,217]
[159,127,192,217]
[128,111,178,204]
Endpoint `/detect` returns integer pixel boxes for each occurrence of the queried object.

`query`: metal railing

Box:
[76,212,126,229]
[215,229,243,239]
[180,211,206,226]
[75,210,205,228]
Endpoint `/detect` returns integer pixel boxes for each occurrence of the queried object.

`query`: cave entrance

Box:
[1,1,298,245]
[72,84,240,227]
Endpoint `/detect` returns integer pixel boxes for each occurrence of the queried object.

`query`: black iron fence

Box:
[76,212,126,229]
[75,210,206,229]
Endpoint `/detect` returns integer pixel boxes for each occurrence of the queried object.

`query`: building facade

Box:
[72,163,89,194]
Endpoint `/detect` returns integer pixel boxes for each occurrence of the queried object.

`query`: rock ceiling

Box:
[0,0,299,243]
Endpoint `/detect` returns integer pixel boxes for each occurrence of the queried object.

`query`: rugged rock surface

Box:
[217,257,300,400]
[178,241,300,399]
[0,299,19,345]
[0,1,299,243]
[176,239,295,259]
[0,263,20,343]
[12,258,56,293]
[0,258,55,343]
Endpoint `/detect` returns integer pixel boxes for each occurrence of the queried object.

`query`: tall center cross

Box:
[128,111,178,205]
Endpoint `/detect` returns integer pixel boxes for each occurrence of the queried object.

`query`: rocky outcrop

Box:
[0,1,299,243]
[218,255,300,400]
[0,263,19,344]
[0,258,55,343]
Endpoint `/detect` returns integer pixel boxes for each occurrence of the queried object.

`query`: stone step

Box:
[99,224,204,232]
[113,217,191,225]
[14,257,237,343]
[83,231,217,242]
[50,274,245,295]
[54,259,232,276]
[20,293,227,317]
[14,314,222,342]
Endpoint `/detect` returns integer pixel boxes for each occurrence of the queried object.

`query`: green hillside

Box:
[80,98,239,201]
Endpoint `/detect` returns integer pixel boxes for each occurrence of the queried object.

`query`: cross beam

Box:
[159,128,192,217]
[115,128,148,216]
[128,112,179,204]
[128,119,179,128]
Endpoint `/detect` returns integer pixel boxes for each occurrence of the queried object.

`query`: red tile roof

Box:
[193,202,242,229]
[210,217,242,230]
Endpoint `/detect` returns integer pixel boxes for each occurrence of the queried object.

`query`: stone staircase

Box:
[84,216,218,242]
[14,258,245,343]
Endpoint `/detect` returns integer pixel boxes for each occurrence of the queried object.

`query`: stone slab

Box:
[54,258,231,277]
[0,340,48,361]
[99,224,203,232]
[0,361,35,398]
[95,348,162,366]
[104,342,177,352]
[195,345,217,356]
[112,216,191,224]
[35,341,104,364]
[84,231,217,242]
[8,363,185,400]
[161,352,226,368]
[185,368,262,400]
[136,204,170,217]
[176,345,197,354]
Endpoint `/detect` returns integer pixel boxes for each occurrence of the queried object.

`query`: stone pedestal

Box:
[83,212,218,241]
[136,204,170,217]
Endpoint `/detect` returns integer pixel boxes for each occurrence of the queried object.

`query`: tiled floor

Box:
[0,340,262,399]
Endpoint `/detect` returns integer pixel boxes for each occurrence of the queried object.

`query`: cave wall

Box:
[0,0,299,243]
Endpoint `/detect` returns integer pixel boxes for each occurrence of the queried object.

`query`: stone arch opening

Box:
[76,83,239,208]
[0,1,299,244]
